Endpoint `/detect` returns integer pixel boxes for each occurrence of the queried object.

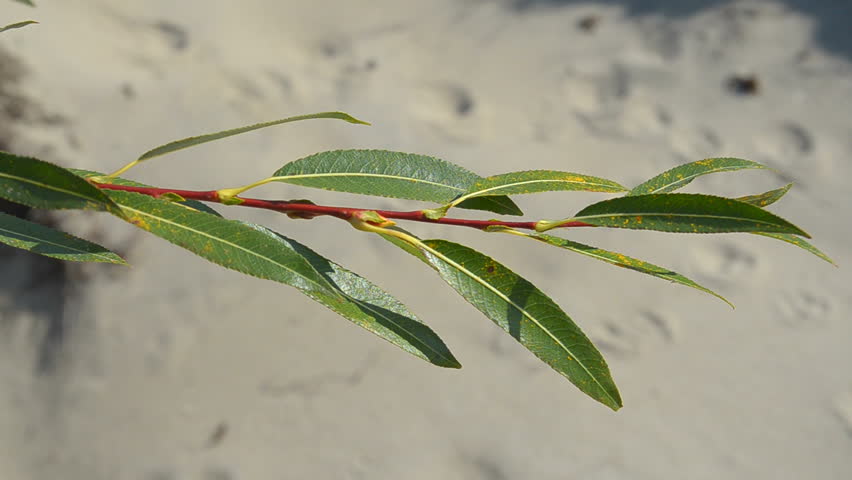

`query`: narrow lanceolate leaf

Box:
[12,0,35,6]
[1,20,37,34]
[628,158,768,196]
[735,185,834,265]
[379,231,621,410]
[450,170,627,206]
[0,212,127,264]
[104,190,459,368]
[491,227,730,307]
[559,193,809,237]
[69,168,222,217]
[137,112,369,162]
[271,149,522,215]
[752,232,836,266]
[0,152,126,217]
[736,183,793,208]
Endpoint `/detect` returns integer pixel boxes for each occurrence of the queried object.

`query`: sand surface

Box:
[1,0,850,478]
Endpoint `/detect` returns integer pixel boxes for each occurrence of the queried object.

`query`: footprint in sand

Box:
[752,122,818,180]
[562,64,672,139]
[562,64,629,118]
[670,126,723,159]
[591,310,678,359]
[409,82,480,142]
[773,288,831,328]
[691,241,758,285]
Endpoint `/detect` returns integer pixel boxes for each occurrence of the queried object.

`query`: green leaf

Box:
[752,232,836,266]
[12,0,35,6]
[271,149,522,216]
[379,230,621,410]
[0,20,37,33]
[628,158,768,196]
[0,212,127,264]
[734,185,834,265]
[0,152,126,218]
[491,227,731,307]
[554,193,809,237]
[137,112,369,162]
[69,168,222,217]
[104,190,459,368]
[735,183,793,208]
[452,170,627,206]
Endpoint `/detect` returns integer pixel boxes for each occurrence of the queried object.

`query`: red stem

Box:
[93,182,592,231]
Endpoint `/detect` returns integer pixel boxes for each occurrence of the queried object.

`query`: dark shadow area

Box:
[499,0,852,61]
[0,48,71,375]
[0,198,71,374]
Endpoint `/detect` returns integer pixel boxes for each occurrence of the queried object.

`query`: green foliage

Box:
[382,230,622,409]
[138,112,368,163]
[487,227,731,307]
[627,157,767,195]
[0,20,37,33]
[0,106,831,410]
[270,149,522,215]
[545,193,808,236]
[0,152,125,217]
[100,189,457,367]
[11,0,35,6]
[0,212,126,264]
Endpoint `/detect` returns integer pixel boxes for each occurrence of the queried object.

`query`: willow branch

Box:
[91,182,593,231]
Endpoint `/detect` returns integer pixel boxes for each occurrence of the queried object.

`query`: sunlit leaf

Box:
[137,112,369,162]
[735,183,793,208]
[70,168,221,217]
[453,170,627,205]
[628,158,768,195]
[378,229,621,410]
[0,20,37,33]
[0,212,127,264]
[734,185,834,265]
[489,227,731,307]
[0,152,125,217]
[271,149,522,216]
[550,193,809,237]
[104,190,459,367]
[752,232,836,266]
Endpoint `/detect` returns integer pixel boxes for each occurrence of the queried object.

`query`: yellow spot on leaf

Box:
[128,216,151,231]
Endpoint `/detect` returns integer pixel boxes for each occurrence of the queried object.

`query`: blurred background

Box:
[1,1,850,478]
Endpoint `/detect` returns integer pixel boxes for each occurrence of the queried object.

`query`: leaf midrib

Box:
[343,295,457,366]
[0,171,105,206]
[574,211,785,227]
[470,178,624,197]
[273,173,465,193]
[118,203,337,295]
[121,201,454,363]
[421,242,617,405]
[642,166,762,194]
[0,221,117,262]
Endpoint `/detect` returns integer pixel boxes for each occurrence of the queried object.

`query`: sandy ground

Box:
[1,0,850,478]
